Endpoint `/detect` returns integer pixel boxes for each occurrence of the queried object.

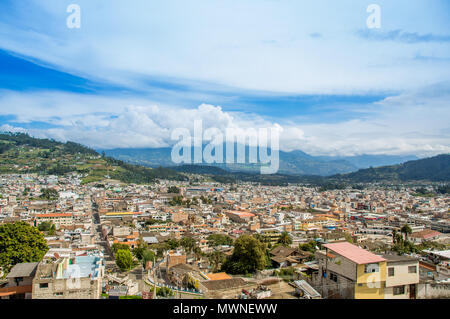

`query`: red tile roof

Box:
[410,229,442,239]
[35,213,73,218]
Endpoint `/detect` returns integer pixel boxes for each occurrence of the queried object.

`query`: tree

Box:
[142,249,156,267]
[207,234,233,247]
[299,240,318,254]
[221,235,267,275]
[167,238,180,250]
[0,222,48,274]
[115,249,133,271]
[132,236,147,260]
[400,225,412,241]
[180,237,197,254]
[343,233,354,244]
[253,233,268,244]
[208,251,226,273]
[48,223,56,235]
[168,186,180,194]
[38,221,52,232]
[277,232,293,247]
[112,243,130,254]
[149,243,171,258]
[39,188,59,200]
[193,246,203,260]
[156,286,174,297]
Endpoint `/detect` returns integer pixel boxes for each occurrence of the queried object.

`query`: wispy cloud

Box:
[413,54,450,63]
[357,29,450,43]
[309,32,322,39]
[0,1,449,156]
[1,83,449,157]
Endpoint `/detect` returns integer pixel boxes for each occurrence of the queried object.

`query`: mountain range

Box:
[102,146,418,176]
[1,133,448,186]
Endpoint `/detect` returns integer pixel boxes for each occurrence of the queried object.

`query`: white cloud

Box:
[1,87,449,157]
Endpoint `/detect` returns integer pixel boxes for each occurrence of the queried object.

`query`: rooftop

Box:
[382,254,418,263]
[205,272,232,281]
[201,278,247,291]
[424,250,450,260]
[6,262,39,278]
[323,242,386,265]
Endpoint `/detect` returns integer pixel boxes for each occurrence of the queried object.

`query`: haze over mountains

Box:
[102,145,418,176]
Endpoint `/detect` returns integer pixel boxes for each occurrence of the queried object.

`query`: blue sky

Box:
[0,0,449,156]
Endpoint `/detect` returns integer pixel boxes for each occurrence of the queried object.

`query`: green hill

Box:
[0,132,187,184]
[332,154,450,183]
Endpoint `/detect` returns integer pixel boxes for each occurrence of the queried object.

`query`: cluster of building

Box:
[0,173,449,299]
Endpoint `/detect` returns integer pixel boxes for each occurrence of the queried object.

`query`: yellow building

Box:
[316,242,387,299]
[315,242,419,299]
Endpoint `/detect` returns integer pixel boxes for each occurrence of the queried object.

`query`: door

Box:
[409,284,416,299]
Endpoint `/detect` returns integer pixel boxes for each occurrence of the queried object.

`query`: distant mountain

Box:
[102,145,417,176]
[332,154,450,183]
[317,154,418,169]
[172,155,450,185]
[172,165,230,176]
[0,132,186,184]
[2,133,447,185]
[102,147,174,167]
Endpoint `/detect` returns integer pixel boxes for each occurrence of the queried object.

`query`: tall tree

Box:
[400,224,412,241]
[208,251,226,273]
[180,237,196,254]
[221,235,267,275]
[0,222,48,274]
[277,231,293,247]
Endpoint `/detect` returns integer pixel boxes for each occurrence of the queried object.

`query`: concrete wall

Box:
[32,277,100,299]
[386,262,419,288]
[314,252,358,299]
[316,252,358,282]
[354,283,384,299]
[417,283,450,299]
[384,285,412,299]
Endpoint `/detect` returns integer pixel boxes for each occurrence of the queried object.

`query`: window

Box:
[365,263,379,273]
[330,272,338,282]
[393,286,405,295]
[55,292,63,296]
[39,283,49,289]
[408,266,417,274]
[388,267,395,277]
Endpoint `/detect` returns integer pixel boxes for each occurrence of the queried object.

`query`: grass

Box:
[119,295,142,299]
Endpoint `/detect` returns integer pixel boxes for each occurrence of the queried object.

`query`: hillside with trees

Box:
[332,154,450,183]
[0,132,187,184]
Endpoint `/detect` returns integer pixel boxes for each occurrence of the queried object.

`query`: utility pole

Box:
[153,256,157,299]
[323,247,328,299]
